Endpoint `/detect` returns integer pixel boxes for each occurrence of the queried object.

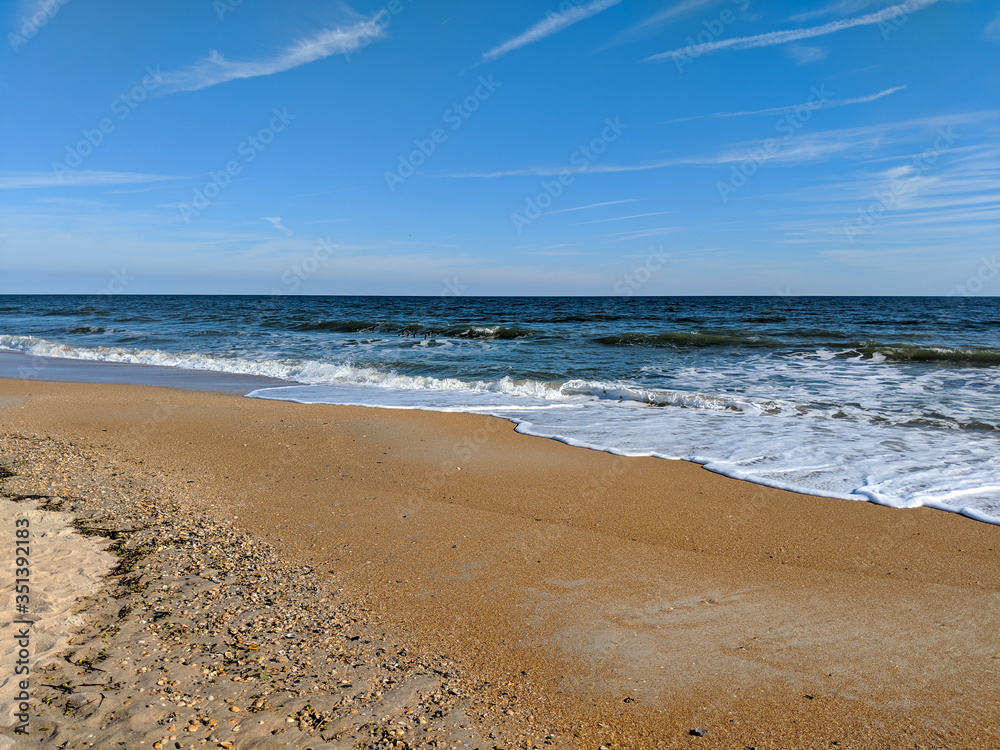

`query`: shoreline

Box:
[6,348,998,527]
[2,377,999,748]
[9,349,1000,526]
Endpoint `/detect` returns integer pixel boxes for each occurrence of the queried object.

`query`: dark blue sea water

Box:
[2,295,998,521]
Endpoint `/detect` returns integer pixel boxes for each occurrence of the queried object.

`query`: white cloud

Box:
[602,0,721,47]
[631,0,721,29]
[786,0,895,23]
[450,109,997,179]
[546,198,640,214]
[159,20,384,94]
[482,0,622,63]
[0,171,176,190]
[602,226,682,241]
[577,211,673,225]
[447,158,691,178]
[787,45,830,65]
[644,0,944,62]
[662,85,906,124]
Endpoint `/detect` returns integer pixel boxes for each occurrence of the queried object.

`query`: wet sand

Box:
[1,377,999,749]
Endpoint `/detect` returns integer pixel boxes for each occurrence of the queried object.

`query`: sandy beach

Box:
[1,377,999,749]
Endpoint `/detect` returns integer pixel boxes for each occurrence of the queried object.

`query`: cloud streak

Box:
[448,110,997,179]
[482,0,622,63]
[786,0,894,23]
[662,85,906,124]
[159,20,384,94]
[644,0,944,62]
[577,211,673,225]
[546,198,640,214]
[601,0,720,48]
[0,171,177,190]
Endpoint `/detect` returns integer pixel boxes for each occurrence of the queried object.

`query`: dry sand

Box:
[0,497,117,728]
[1,378,998,749]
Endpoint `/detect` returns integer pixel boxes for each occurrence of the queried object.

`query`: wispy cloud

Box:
[577,211,673,225]
[447,158,690,178]
[602,226,682,241]
[545,198,641,214]
[451,109,997,179]
[644,0,944,62]
[482,0,622,63]
[787,45,829,65]
[764,144,1000,255]
[0,171,177,190]
[159,20,384,94]
[786,0,894,23]
[662,85,906,124]
[627,0,721,29]
[601,0,721,48]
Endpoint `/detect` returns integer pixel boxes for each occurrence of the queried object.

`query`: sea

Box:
[1,294,998,523]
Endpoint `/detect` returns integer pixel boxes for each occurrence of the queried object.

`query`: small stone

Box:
[690,728,708,737]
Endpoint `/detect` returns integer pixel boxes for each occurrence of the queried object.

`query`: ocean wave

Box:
[2,335,995,432]
[839,343,1000,366]
[290,320,538,340]
[595,331,782,348]
[531,313,636,324]
[445,325,536,340]
[41,307,109,317]
[0,334,548,395]
[560,381,783,414]
[293,319,386,333]
[0,334,805,417]
[783,328,855,339]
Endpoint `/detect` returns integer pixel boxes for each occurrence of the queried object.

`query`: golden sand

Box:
[2,378,998,748]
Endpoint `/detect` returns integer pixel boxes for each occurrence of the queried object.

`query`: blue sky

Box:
[1,0,998,295]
